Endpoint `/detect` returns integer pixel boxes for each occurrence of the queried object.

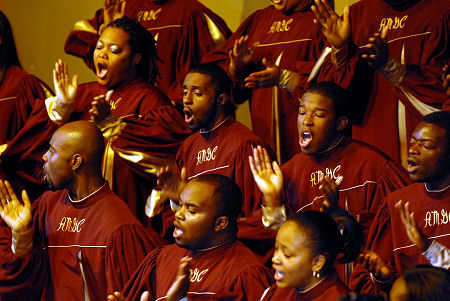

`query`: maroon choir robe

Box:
[59,80,191,224]
[0,65,52,200]
[317,0,450,166]
[282,137,411,233]
[122,240,273,301]
[0,184,164,301]
[176,118,276,255]
[261,273,349,301]
[203,6,326,163]
[64,0,231,104]
[350,183,450,294]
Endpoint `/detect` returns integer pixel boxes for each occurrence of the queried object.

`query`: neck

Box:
[201,113,230,133]
[296,275,326,293]
[193,235,234,252]
[70,174,105,201]
[425,174,450,191]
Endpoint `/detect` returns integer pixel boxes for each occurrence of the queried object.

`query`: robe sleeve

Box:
[165,9,231,104]
[359,160,411,232]
[349,199,397,294]
[105,224,165,295]
[233,141,277,255]
[0,197,49,300]
[120,246,164,301]
[64,9,103,71]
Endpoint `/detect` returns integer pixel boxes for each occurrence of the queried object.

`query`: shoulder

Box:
[384,183,423,204]
[346,140,392,164]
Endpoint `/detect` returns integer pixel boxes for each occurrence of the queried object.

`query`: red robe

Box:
[122,240,274,301]
[350,183,450,294]
[64,0,231,104]
[317,0,450,166]
[0,65,52,200]
[261,273,349,301]
[61,80,191,224]
[282,137,411,233]
[176,118,276,255]
[203,6,326,163]
[0,184,163,301]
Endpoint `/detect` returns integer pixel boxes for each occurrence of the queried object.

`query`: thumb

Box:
[262,57,274,68]
[342,5,350,23]
[106,90,114,103]
[381,25,388,41]
[120,1,126,14]
[180,167,187,182]
[72,74,79,87]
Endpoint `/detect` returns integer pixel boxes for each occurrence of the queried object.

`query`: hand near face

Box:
[90,90,114,124]
[103,0,126,27]
[396,200,430,251]
[357,251,391,281]
[312,0,350,49]
[229,35,259,78]
[244,58,281,89]
[0,180,32,233]
[157,166,187,201]
[361,26,389,70]
[53,59,78,105]
[166,256,192,301]
[249,146,283,207]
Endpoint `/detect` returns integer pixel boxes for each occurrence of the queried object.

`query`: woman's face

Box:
[272,221,318,289]
[93,26,137,89]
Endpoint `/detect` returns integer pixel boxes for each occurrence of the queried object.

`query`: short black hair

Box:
[287,211,363,276]
[422,111,450,146]
[0,11,21,69]
[106,17,160,84]
[304,81,349,119]
[403,265,450,301]
[187,63,236,114]
[191,174,242,234]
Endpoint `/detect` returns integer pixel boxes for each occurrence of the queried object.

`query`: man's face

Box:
[407,122,449,184]
[297,92,341,155]
[182,72,219,131]
[173,181,220,250]
[271,0,312,13]
[42,130,74,191]
[93,26,136,89]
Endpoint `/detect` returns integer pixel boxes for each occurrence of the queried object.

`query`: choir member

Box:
[64,0,231,105]
[260,211,363,300]
[150,63,277,255]
[350,111,450,294]
[249,82,410,234]
[108,174,274,301]
[203,0,330,163]
[0,11,53,200]
[47,18,191,225]
[312,0,449,167]
[0,121,163,300]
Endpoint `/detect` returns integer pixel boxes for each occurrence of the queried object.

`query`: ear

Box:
[216,93,228,107]
[214,216,229,232]
[336,116,349,131]
[312,254,326,272]
[133,53,142,66]
[71,154,83,171]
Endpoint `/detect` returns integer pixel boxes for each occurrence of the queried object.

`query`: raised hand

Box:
[0,180,32,233]
[107,291,149,301]
[157,166,187,201]
[90,90,114,124]
[361,26,389,69]
[396,200,430,251]
[244,58,281,89]
[311,0,350,49]
[229,35,259,78]
[166,256,192,301]
[53,59,78,105]
[318,175,344,215]
[103,0,126,28]
[248,146,283,207]
[357,251,391,281]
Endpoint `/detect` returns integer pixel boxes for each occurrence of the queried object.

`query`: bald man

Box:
[0,121,163,300]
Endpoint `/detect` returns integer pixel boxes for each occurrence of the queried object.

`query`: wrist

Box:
[11,226,33,256]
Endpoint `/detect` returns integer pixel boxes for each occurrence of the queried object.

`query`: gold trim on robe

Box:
[203,13,226,49]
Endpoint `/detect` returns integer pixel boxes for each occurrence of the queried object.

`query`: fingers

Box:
[105,90,114,103]
[107,292,125,301]
[180,167,187,183]
[140,291,150,301]
[3,181,17,203]
[0,180,9,209]
[22,190,31,209]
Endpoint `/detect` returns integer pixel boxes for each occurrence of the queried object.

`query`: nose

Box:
[42,150,49,162]
[183,91,193,106]
[301,112,313,126]
[408,141,420,156]
[175,206,185,221]
[272,249,281,265]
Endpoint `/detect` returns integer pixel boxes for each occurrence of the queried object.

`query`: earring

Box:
[312,270,320,278]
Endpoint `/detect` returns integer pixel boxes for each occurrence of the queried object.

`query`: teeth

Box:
[276,270,284,277]
[303,132,311,139]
